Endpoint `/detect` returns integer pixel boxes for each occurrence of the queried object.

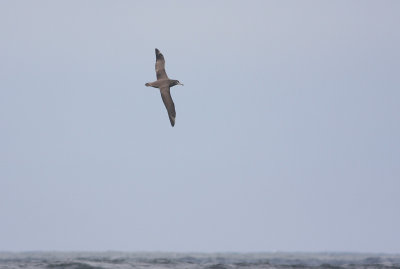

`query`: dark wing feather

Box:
[160,86,176,127]
[155,48,168,80]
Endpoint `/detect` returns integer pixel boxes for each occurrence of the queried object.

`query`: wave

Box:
[47,261,103,269]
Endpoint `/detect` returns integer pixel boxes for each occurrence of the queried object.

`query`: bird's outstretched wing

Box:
[155,48,168,80]
[160,86,176,126]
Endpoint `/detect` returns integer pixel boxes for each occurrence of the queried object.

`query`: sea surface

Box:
[1,252,400,269]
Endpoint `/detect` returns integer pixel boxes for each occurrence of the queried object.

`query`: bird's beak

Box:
[179,82,184,86]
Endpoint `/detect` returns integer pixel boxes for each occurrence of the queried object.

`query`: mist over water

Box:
[1,252,400,269]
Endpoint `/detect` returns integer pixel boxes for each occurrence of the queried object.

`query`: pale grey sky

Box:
[0,1,399,252]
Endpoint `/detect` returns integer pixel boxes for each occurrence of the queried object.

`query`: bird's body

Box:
[145,48,183,127]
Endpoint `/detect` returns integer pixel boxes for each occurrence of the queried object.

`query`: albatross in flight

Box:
[145,48,183,127]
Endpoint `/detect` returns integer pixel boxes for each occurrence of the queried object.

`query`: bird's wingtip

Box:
[170,117,175,127]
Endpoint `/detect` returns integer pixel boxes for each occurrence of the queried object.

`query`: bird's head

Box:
[171,80,184,87]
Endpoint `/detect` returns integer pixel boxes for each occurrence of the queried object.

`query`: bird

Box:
[145,48,183,127]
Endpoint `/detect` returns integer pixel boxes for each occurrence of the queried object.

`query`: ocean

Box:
[1,252,399,269]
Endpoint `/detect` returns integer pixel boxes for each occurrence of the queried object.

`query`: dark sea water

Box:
[1,252,400,269]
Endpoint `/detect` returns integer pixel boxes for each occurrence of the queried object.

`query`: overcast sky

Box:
[1,1,399,253]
